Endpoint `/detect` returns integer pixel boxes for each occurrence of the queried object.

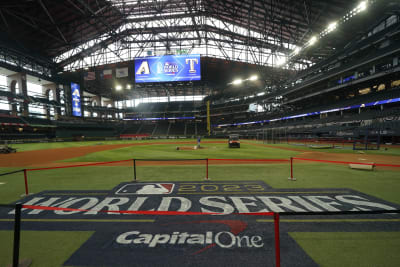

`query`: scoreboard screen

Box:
[134,54,201,83]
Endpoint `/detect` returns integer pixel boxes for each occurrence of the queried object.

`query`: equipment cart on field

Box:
[228,134,240,148]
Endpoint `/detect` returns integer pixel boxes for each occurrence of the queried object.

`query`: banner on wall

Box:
[71,82,82,117]
[116,67,129,78]
[134,54,201,83]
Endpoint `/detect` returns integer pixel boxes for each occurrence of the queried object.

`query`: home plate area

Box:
[1,181,400,266]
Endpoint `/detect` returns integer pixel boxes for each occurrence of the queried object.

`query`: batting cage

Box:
[353,130,381,151]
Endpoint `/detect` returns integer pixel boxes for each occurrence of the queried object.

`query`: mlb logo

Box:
[116,183,175,195]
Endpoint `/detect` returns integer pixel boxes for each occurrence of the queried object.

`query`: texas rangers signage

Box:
[71,82,81,117]
[134,54,201,83]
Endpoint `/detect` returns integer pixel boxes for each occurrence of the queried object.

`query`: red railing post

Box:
[288,157,296,181]
[133,159,137,181]
[205,158,209,180]
[23,169,29,195]
[290,157,293,179]
[274,213,281,267]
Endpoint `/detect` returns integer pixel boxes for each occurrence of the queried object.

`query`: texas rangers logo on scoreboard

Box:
[135,54,201,83]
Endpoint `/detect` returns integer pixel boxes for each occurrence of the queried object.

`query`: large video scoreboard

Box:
[134,54,201,83]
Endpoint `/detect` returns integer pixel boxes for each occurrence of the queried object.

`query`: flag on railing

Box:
[116,67,128,78]
[84,71,95,80]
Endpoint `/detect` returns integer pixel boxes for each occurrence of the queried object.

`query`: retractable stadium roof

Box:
[0,0,362,67]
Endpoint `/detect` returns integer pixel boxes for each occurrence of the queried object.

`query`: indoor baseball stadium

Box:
[0,0,400,266]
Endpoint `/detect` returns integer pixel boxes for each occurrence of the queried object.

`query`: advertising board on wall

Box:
[71,82,82,117]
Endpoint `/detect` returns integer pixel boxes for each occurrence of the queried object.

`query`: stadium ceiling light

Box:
[357,1,367,12]
[115,85,122,91]
[249,75,258,81]
[232,79,243,85]
[293,47,301,55]
[308,36,318,46]
[327,22,338,32]
[126,84,131,90]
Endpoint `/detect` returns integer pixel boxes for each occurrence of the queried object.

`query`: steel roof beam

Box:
[38,0,68,44]
[2,9,64,44]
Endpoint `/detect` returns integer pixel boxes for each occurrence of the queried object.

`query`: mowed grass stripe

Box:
[0,231,94,267]
[290,232,400,267]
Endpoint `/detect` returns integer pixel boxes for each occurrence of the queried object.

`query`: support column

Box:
[55,86,61,119]
[64,83,72,116]
[42,83,57,119]
[91,95,101,118]
[7,73,28,116]
[103,99,116,119]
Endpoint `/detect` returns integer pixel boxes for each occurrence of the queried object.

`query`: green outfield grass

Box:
[0,231,93,267]
[7,138,400,156]
[1,140,400,203]
[246,140,400,156]
[63,142,299,162]
[0,139,399,266]
[290,232,400,267]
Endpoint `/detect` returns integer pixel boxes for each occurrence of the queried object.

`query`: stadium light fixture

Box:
[293,47,301,55]
[115,85,122,91]
[249,75,258,81]
[327,22,338,32]
[232,79,243,85]
[126,84,131,90]
[308,36,318,46]
[357,1,367,12]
